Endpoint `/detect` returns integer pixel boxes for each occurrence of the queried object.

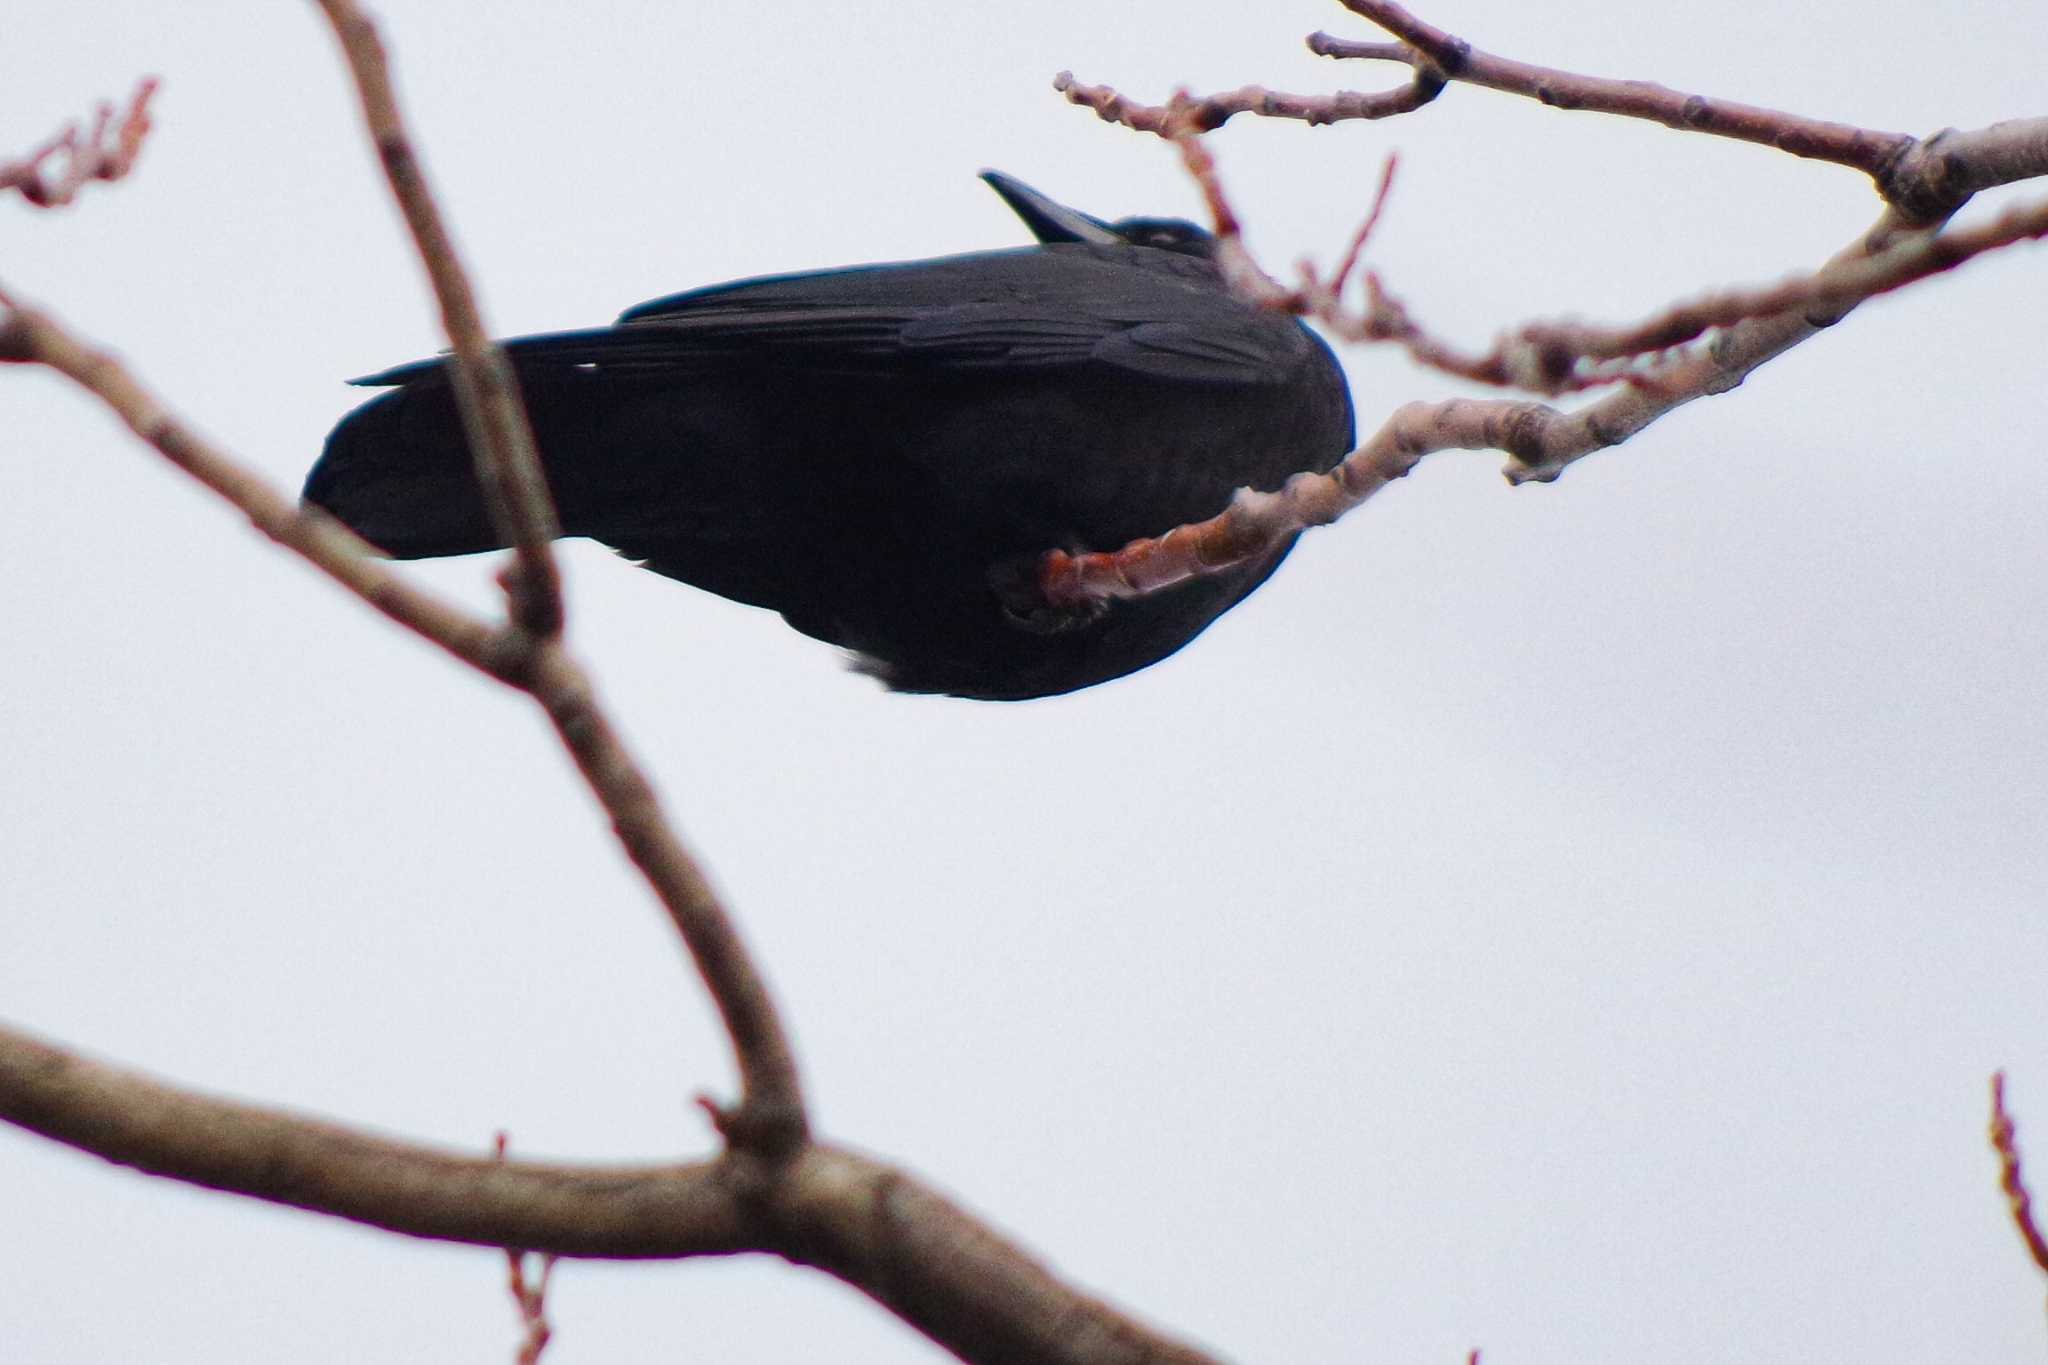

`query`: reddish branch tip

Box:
[1,78,159,209]
[506,1248,558,1365]
[1991,1071,2048,1276]
[693,1091,809,1158]
[694,1092,736,1133]
[1327,153,1401,298]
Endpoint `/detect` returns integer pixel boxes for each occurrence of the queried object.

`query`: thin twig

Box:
[1054,66,1441,133]
[507,1250,558,1365]
[1,79,158,209]
[1305,180,2048,398]
[1991,1073,2048,1278]
[0,290,806,1151]
[1322,0,1918,191]
[1165,101,1296,308]
[1501,191,2048,386]
[1324,153,1400,299]
[311,0,563,638]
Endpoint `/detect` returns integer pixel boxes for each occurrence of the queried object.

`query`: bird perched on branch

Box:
[304,172,1354,699]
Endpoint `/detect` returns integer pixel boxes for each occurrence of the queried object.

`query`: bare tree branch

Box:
[1028,121,1974,611]
[1062,3,1916,193]
[1992,1073,2048,1282]
[1040,397,1555,607]
[1066,2,2048,224]
[0,1020,1222,1365]
[1316,0,1915,188]
[1319,165,2048,398]
[0,1018,752,1256]
[1037,15,2048,612]
[0,294,501,666]
[1,47,1224,1360]
[1507,190,2048,378]
[1322,153,1400,300]
[311,0,563,638]
[301,0,806,1144]
[1037,189,1955,610]
[8,5,2043,1358]
[0,78,158,209]
[1061,55,2048,391]
[0,291,806,1151]
[1052,67,1441,132]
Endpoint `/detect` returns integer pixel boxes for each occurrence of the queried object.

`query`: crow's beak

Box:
[979,170,1121,247]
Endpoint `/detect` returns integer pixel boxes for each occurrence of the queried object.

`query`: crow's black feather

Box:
[305,172,1354,699]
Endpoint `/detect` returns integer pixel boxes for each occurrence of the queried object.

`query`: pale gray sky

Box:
[3,2,2045,1362]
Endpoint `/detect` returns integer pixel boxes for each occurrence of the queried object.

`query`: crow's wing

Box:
[351,245,1312,389]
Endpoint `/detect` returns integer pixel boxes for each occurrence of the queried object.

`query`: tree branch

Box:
[0,1018,751,1256]
[1316,0,1916,190]
[1157,97,2048,393]
[1039,26,2048,611]
[1061,2,1915,195]
[1052,67,1441,132]
[311,0,563,638]
[0,1020,1221,1365]
[1991,1073,2048,1281]
[1324,164,2048,398]
[1037,186,1956,610]
[0,290,805,1151]
[1467,191,2048,384]
[1040,397,1559,607]
[0,295,501,667]
[0,78,158,209]
[0,55,1222,1360]
[1065,2,2048,226]
[303,0,806,1144]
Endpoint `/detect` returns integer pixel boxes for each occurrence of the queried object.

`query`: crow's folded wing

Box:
[351,247,1310,389]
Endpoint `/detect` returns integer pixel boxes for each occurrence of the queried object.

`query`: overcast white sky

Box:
[4,2,2046,1362]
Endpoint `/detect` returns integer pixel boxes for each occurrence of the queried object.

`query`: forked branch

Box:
[0,288,802,1149]
[1038,1,2048,611]
[306,0,806,1146]
[1315,0,1918,192]
[0,17,1230,1359]
[0,1020,1219,1364]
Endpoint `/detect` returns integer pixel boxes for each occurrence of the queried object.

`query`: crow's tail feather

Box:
[304,382,503,559]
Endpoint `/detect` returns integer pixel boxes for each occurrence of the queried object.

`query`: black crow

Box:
[304,172,1354,699]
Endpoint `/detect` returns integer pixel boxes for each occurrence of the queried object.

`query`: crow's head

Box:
[979,170,1212,258]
